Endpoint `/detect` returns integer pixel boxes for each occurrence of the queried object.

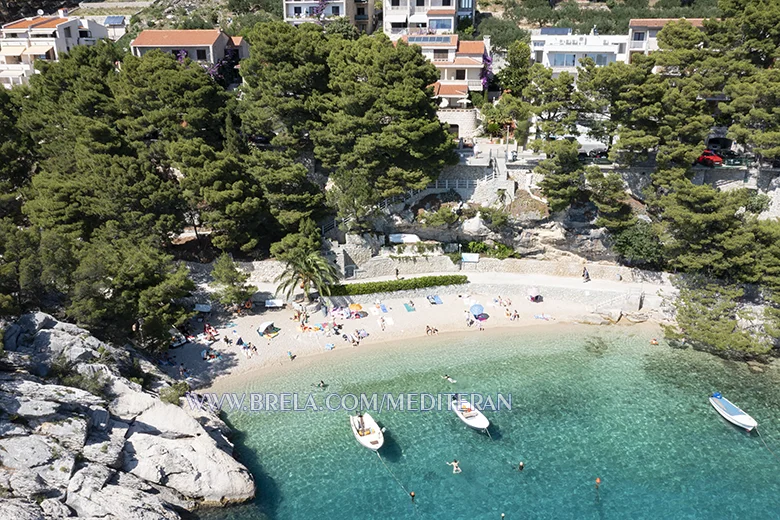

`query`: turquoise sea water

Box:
[200,326,780,520]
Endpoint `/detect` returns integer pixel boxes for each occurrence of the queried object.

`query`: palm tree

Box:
[275,252,340,302]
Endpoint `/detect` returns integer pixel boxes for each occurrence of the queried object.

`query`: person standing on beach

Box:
[582,267,590,282]
[478,320,485,331]
[379,316,386,331]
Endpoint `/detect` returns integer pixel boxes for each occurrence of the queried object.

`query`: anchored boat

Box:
[350,413,384,451]
[709,392,757,432]
[452,396,490,431]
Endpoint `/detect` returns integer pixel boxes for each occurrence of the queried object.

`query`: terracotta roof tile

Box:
[3,17,68,30]
[628,18,706,28]
[31,18,69,29]
[432,82,469,97]
[427,9,456,16]
[230,36,244,46]
[131,29,223,47]
[457,40,485,54]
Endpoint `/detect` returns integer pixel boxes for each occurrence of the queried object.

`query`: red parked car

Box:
[696,150,724,167]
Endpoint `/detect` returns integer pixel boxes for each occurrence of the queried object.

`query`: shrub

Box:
[61,372,107,397]
[160,382,190,405]
[329,275,468,296]
[419,206,459,227]
[479,206,509,231]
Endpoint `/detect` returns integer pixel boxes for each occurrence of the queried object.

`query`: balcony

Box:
[629,40,646,49]
[467,79,483,90]
[355,14,369,20]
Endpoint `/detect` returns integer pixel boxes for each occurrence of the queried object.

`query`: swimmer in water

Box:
[317,380,326,388]
[442,374,456,384]
[446,459,462,474]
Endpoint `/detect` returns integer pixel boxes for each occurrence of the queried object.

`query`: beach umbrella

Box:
[527,287,541,298]
[476,313,490,321]
[470,304,484,316]
[349,303,363,311]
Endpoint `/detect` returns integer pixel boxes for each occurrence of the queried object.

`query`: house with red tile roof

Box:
[130,29,249,63]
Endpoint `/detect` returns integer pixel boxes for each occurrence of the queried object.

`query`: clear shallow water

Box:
[200,326,780,520]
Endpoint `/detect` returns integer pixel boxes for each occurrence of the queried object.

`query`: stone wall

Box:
[437,108,479,139]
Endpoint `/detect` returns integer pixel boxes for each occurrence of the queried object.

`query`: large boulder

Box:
[81,419,129,468]
[0,499,45,520]
[0,435,75,497]
[122,433,255,504]
[65,464,181,520]
[39,498,73,519]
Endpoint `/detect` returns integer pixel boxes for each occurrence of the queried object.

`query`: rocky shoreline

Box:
[0,313,255,519]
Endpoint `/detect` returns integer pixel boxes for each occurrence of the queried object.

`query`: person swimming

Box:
[442,374,456,384]
[447,459,462,474]
[317,380,326,388]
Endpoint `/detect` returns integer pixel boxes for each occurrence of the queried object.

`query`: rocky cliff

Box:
[0,312,255,519]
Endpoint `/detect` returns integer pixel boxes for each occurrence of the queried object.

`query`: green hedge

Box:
[328,275,469,296]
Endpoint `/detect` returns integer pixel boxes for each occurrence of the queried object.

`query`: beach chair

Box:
[404,303,416,312]
[427,295,443,305]
[380,304,389,313]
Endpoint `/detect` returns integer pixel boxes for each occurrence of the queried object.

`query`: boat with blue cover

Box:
[709,392,757,431]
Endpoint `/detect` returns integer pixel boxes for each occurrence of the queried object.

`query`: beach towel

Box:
[370,308,379,316]
[386,317,395,326]
[404,303,416,312]
[432,295,443,305]
[325,344,335,351]
[380,304,389,313]
[534,314,551,321]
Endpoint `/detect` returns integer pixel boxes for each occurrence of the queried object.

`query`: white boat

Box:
[350,413,384,451]
[452,397,490,431]
[709,392,757,432]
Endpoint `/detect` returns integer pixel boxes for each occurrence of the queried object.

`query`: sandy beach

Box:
[159,272,672,391]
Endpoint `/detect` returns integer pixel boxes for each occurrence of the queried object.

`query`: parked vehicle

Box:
[588,148,609,159]
[696,150,724,167]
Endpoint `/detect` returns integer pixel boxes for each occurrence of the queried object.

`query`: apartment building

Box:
[0,10,83,89]
[627,18,705,61]
[283,0,376,34]
[383,0,475,40]
[130,30,249,63]
[530,28,628,79]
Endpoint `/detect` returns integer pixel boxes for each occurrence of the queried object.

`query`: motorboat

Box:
[709,392,757,432]
[452,396,490,431]
[350,413,384,451]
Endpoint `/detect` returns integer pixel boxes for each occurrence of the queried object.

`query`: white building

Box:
[383,0,475,40]
[530,28,627,78]
[627,18,705,62]
[0,10,83,89]
[283,0,376,35]
[130,29,249,63]
[0,9,131,89]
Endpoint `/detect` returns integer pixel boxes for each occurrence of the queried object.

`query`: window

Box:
[455,69,465,80]
[294,6,301,14]
[79,30,89,38]
[551,54,576,67]
[357,7,365,15]
[632,31,645,41]
[417,0,425,5]
[534,51,543,63]
[459,0,473,9]
[196,49,207,60]
[443,0,452,5]
[618,43,626,54]
[533,40,544,47]
[649,30,658,38]
[392,0,400,5]
[64,27,71,38]
[429,19,452,30]
[332,6,340,15]
[433,49,448,61]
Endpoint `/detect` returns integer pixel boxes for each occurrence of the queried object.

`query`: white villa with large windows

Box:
[283,0,376,34]
[530,27,627,79]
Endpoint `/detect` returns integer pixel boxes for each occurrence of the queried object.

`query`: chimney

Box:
[58,8,69,17]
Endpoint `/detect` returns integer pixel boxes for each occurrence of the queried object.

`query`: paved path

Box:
[78,1,152,9]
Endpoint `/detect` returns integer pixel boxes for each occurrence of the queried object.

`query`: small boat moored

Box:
[350,413,384,451]
[452,396,490,431]
[709,392,757,432]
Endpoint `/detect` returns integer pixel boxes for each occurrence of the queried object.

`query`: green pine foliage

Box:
[328,275,469,296]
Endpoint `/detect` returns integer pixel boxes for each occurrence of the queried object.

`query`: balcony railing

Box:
[467,79,483,90]
[629,40,646,49]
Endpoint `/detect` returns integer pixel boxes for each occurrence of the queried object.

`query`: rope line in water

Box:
[376,452,412,496]
[756,427,780,462]
[486,428,494,441]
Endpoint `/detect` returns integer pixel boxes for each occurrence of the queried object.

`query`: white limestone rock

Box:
[0,435,75,497]
[122,432,255,504]
[81,419,129,468]
[39,498,73,519]
[65,464,181,520]
[0,499,45,520]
